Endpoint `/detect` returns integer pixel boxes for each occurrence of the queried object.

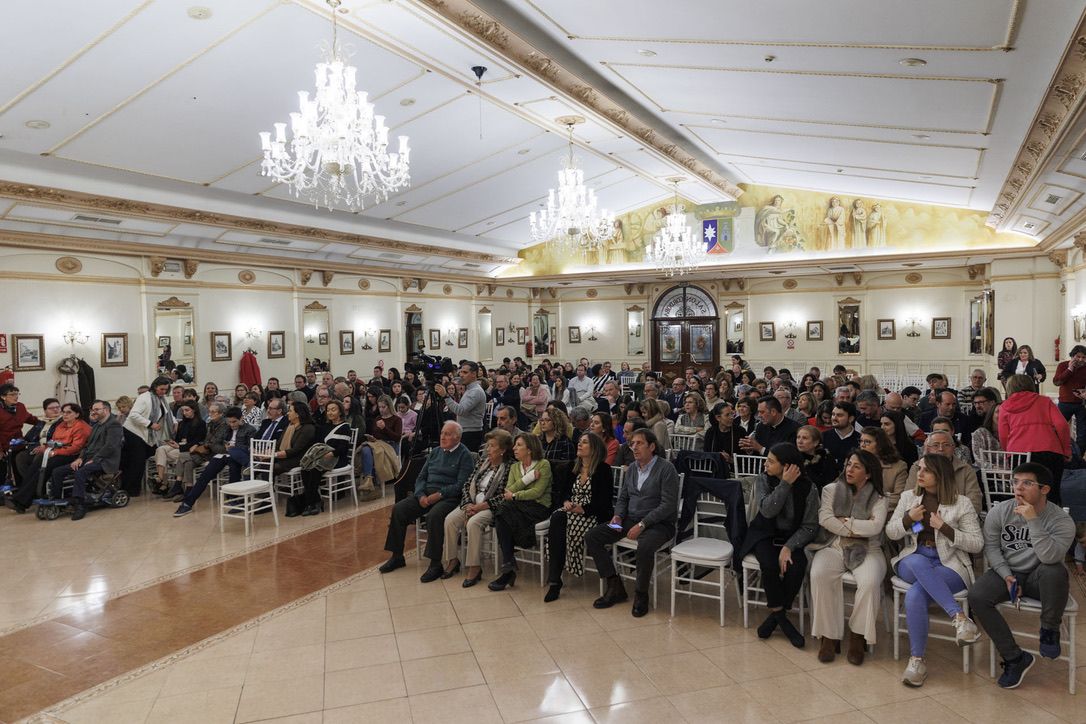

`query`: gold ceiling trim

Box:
[683,123,986,153]
[525,0,1022,51]
[988,9,1086,227]
[414,0,741,199]
[675,110,988,136]
[0,182,519,265]
[727,162,976,193]
[717,148,980,183]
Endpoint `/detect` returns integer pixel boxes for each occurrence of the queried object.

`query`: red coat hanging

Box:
[239,350,262,388]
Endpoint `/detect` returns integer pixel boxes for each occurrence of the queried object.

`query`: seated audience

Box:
[152,401,205,496]
[968,462,1075,689]
[902,431,982,514]
[241,392,264,427]
[442,429,514,586]
[167,402,228,501]
[704,402,738,464]
[538,407,574,461]
[48,400,123,521]
[588,412,619,465]
[810,449,888,665]
[488,432,553,591]
[586,428,679,617]
[737,442,819,648]
[286,399,352,518]
[272,400,318,476]
[999,374,1070,504]
[174,406,256,517]
[858,426,908,506]
[822,401,860,469]
[931,416,972,465]
[11,402,87,513]
[380,421,474,580]
[795,425,839,490]
[879,408,918,467]
[673,393,707,450]
[884,454,983,687]
[971,403,1001,462]
[740,396,800,456]
[9,397,60,490]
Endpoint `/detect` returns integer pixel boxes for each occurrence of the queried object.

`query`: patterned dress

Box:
[564,472,595,577]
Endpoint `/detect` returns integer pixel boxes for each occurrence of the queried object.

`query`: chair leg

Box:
[269,490,279,528]
[892,589,901,662]
[1069,613,1077,695]
[218,487,225,533]
[742,568,750,629]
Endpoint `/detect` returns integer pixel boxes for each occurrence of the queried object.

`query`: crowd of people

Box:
[2,341,1084,692]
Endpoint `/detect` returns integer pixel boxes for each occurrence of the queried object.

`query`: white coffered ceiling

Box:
[1,0,1085,275]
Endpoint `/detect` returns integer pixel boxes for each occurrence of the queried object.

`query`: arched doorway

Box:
[652,285,719,378]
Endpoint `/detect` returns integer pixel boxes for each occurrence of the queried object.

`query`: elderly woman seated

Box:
[164,401,228,501]
[441,429,514,587]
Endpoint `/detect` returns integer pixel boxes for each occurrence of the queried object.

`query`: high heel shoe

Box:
[462,572,483,588]
[441,561,461,580]
[488,569,517,591]
[544,581,563,603]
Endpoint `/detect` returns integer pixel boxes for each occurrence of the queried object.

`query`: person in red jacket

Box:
[1052,344,1086,455]
[0,384,39,486]
[999,374,1071,504]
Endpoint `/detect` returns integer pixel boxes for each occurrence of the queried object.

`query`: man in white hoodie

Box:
[967,462,1075,690]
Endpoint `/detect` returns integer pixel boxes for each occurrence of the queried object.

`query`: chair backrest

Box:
[977,449,1031,471]
[693,491,730,541]
[732,454,765,479]
[687,455,718,475]
[347,427,360,469]
[611,465,626,502]
[249,438,276,482]
[669,433,699,458]
[980,468,1015,509]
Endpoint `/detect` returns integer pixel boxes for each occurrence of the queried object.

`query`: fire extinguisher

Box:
[525,340,533,358]
[1055,336,1061,363]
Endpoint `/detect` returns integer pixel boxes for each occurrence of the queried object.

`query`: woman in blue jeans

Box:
[885,454,983,687]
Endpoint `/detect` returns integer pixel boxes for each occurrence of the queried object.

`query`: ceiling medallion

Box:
[55,256,82,274]
[586,289,598,298]
[905,272,923,284]
[529,116,614,258]
[258,0,410,211]
[506,289,514,298]
[443,284,453,295]
[358,279,370,290]
[783,279,798,290]
[238,270,256,285]
[646,177,704,278]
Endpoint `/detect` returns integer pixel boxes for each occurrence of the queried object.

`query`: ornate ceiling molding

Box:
[404,304,424,313]
[988,11,1086,227]
[416,0,741,200]
[304,301,327,310]
[0,181,520,265]
[156,296,190,308]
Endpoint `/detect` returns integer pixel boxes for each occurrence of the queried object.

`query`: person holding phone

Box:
[736,442,819,648]
[884,454,983,687]
[967,462,1075,689]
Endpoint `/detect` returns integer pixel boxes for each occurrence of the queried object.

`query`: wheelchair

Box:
[33,469,129,520]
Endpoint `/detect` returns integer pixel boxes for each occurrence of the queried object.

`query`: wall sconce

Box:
[245,327,263,340]
[508,321,516,333]
[446,328,457,346]
[587,325,599,341]
[62,328,89,346]
[1072,306,1086,341]
[783,321,798,340]
[904,317,923,338]
[305,334,315,343]
[360,328,376,350]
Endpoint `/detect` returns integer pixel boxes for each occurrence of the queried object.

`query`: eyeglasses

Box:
[1012,478,1040,489]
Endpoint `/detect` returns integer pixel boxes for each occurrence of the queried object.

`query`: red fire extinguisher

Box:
[1055,336,1061,363]
[525,340,533,358]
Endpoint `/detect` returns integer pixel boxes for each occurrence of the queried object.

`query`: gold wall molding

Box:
[989,10,1086,227]
[55,256,81,274]
[156,296,190,308]
[415,0,741,199]
[300,269,313,286]
[404,304,424,313]
[0,181,520,265]
[304,301,327,310]
[321,271,334,287]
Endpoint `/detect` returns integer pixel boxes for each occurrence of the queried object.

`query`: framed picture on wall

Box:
[101,333,128,368]
[568,326,581,344]
[339,330,354,355]
[12,335,44,371]
[806,320,823,341]
[932,317,952,340]
[318,332,328,346]
[877,319,896,340]
[517,327,527,345]
[759,322,775,342]
[496,328,505,346]
[378,329,391,353]
[210,331,232,362]
[457,328,468,348]
[267,331,285,359]
[157,335,170,348]
[429,329,440,350]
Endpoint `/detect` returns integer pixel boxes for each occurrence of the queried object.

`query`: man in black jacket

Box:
[823,401,860,470]
[49,400,123,521]
[739,396,800,456]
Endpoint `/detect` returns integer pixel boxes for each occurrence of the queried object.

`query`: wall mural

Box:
[504,183,1034,277]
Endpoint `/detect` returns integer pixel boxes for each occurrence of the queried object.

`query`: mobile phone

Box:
[1009,580,1019,609]
[607,522,623,530]
[910,521,924,534]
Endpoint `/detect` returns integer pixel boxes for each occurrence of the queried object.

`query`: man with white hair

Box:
[774,387,807,426]
[380,421,474,581]
[900,430,982,513]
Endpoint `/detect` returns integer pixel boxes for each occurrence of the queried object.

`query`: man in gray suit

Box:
[48,399,123,521]
[586,428,679,617]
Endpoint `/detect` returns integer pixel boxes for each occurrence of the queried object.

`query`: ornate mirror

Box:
[627,305,645,356]
[302,301,330,367]
[837,297,861,355]
[154,297,196,383]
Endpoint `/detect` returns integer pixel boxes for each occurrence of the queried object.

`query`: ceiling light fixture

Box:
[187,6,212,20]
[258,0,410,211]
[637,49,657,57]
[399,98,416,106]
[646,177,703,278]
[529,116,614,257]
[517,148,531,155]
[24,120,50,129]
[711,118,727,125]
[913,133,931,139]
[899,57,927,67]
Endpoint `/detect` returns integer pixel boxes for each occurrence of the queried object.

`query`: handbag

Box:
[300,443,337,472]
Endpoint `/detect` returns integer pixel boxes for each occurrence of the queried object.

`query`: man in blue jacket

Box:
[379,421,474,582]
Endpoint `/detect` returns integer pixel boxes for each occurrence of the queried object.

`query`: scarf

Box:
[831,481,880,570]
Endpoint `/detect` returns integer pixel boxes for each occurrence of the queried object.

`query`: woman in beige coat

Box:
[809,449,888,665]
[884,454,983,687]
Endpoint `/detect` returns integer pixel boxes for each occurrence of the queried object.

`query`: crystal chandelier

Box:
[529,116,614,256]
[646,177,703,277]
[258,0,410,211]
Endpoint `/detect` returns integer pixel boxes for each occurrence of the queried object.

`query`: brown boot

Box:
[817,636,840,663]
[846,630,866,666]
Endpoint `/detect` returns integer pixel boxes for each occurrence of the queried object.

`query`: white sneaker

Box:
[902,656,927,687]
[954,615,981,646]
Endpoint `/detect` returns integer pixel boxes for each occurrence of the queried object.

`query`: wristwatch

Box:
[637,521,646,530]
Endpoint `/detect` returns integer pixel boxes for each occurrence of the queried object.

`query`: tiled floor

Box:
[39,552,1086,724]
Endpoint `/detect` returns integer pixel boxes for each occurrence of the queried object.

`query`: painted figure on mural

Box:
[601,218,631,265]
[866,202,886,247]
[821,197,846,251]
[850,199,867,249]
[755,194,787,248]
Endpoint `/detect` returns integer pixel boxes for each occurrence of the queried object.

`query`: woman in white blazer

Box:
[120,376,175,495]
[885,453,983,688]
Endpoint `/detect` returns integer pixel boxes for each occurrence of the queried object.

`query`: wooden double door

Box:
[652,317,719,379]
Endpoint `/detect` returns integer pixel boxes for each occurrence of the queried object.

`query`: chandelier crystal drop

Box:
[647,178,704,277]
[529,116,614,256]
[258,0,410,211]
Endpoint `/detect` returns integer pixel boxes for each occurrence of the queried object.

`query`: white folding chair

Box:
[732,454,765,516]
[891,576,972,672]
[977,450,1031,512]
[612,474,685,609]
[610,465,626,502]
[218,439,278,536]
[987,595,1078,694]
[686,455,718,476]
[668,433,700,460]
[513,519,550,586]
[741,553,808,634]
[320,428,359,513]
[274,467,304,499]
[670,492,739,626]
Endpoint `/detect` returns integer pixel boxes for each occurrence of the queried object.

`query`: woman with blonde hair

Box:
[884,454,983,686]
[538,407,574,461]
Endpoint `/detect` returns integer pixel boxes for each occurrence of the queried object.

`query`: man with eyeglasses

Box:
[967,462,1075,689]
[903,431,982,513]
[48,400,123,521]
